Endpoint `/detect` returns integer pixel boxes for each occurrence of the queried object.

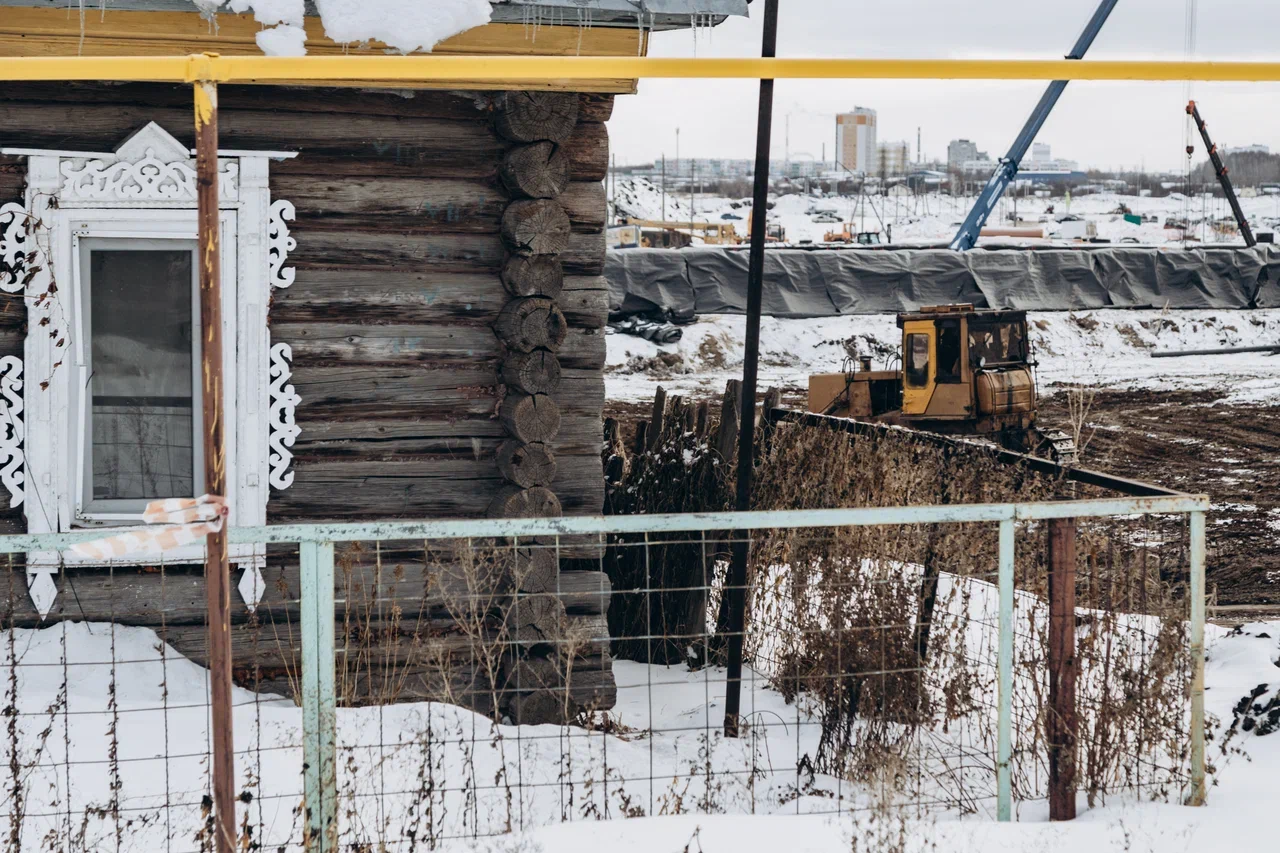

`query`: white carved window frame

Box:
[0,122,297,609]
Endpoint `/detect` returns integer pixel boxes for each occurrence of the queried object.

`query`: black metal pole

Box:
[723,0,779,739]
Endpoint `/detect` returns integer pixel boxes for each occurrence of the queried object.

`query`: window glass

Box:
[89,248,198,503]
[969,320,1027,365]
[905,333,930,387]
[936,321,962,382]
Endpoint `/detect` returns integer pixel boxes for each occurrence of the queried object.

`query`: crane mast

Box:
[949,0,1121,251]
[1186,100,1256,247]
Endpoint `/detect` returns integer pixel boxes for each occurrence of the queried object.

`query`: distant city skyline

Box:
[608,0,1280,174]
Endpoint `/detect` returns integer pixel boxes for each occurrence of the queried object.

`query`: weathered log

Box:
[501,199,571,256]
[648,386,668,450]
[565,122,608,182]
[494,91,580,144]
[496,297,568,353]
[508,546,559,594]
[271,269,600,324]
[501,255,564,299]
[506,689,563,724]
[496,440,558,488]
[284,229,601,276]
[714,379,742,462]
[501,141,570,199]
[501,349,562,395]
[499,392,561,444]
[487,485,563,520]
[280,323,604,370]
[577,93,615,123]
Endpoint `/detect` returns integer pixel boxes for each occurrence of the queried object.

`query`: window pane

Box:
[906,333,930,387]
[90,249,195,502]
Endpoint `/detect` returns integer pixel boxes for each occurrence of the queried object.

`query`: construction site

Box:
[0,1,1276,852]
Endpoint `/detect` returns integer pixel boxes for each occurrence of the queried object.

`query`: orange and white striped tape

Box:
[70,494,229,561]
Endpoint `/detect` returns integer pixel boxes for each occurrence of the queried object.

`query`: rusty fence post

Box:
[195,74,237,853]
[1047,516,1078,821]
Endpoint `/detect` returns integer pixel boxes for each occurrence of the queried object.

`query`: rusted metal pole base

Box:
[1047,517,1078,821]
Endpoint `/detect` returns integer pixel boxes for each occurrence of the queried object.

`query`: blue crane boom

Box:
[949,0,1121,251]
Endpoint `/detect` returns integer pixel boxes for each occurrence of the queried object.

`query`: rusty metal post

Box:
[722,0,779,739]
[195,77,237,853]
[1047,517,1078,821]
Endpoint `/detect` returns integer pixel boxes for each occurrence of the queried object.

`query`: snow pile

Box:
[606,308,1280,405]
[612,176,694,224]
[197,0,492,55]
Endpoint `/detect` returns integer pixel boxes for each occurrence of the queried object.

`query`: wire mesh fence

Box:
[0,499,1204,851]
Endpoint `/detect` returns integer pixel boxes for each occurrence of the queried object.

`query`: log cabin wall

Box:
[0,82,614,722]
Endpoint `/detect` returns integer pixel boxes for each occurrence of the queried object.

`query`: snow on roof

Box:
[0,0,743,55]
[0,1,748,29]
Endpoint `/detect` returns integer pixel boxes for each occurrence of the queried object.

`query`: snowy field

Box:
[0,613,1274,852]
[606,308,1280,406]
[612,179,1280,248]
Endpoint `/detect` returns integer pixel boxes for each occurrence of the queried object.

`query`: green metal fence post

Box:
[997,517,1015,821]
[1187,510,1207,806]
[300,540,337,850]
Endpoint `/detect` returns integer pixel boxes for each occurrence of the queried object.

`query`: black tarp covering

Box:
[606,246,1280,317]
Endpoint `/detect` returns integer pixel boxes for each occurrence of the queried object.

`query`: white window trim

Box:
[0,122,298,615]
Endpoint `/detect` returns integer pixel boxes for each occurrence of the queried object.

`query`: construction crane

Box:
[1185,101,1256,247]
[949,0,1120,251]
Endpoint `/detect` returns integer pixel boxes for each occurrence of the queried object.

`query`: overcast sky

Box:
[608,0,1280,173]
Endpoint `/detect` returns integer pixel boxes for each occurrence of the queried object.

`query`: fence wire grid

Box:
[0,503,1202,851]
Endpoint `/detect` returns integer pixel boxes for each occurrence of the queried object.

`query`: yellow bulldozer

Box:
[808,304,1077,462]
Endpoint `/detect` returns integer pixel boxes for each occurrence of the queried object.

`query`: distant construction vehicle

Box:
[823,224,882,245]
[625,218,741,245]
[809,304,1077,462]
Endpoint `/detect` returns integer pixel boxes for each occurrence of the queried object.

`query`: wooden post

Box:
[1047,517,1078,821]
[195,78,237,853]
[723,0,780,739]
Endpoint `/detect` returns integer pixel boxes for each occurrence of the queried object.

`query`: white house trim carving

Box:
[268,343,302,490]
[0,202,37,294]
[3,123,298,616]
[0,356,23,510]
[268,199,297,289]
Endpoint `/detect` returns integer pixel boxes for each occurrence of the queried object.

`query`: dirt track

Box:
[607,387,1280,606]
[1040,388,1280,606]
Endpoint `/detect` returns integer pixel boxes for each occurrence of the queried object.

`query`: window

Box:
[81,240,202,516]
[969,320,1028,366]
[905,333,930,387]
[1,122,298,584]
[936,320,962,383]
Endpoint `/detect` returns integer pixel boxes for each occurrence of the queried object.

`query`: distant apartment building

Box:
[947,138,984,170]
[836,107,877,173]
[876,140,912,176]
[1031,142,1051,161]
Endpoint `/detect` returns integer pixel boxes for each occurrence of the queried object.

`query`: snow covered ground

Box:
[607,308,1280,406]
[611,180,1280,248]
[1,614,1274,851]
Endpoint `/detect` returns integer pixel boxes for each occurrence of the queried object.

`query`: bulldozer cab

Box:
[897,305,1032,421]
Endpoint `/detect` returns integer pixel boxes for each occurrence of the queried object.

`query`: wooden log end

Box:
[501,141,571,199]
[501,349,563,395]
[496,439,558,489]
[498,392,562,444]
[496,297,568,353]
[487,484,563,519]
[494,92,581,144]
[501,254,565,299]
[501,199,571,256]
